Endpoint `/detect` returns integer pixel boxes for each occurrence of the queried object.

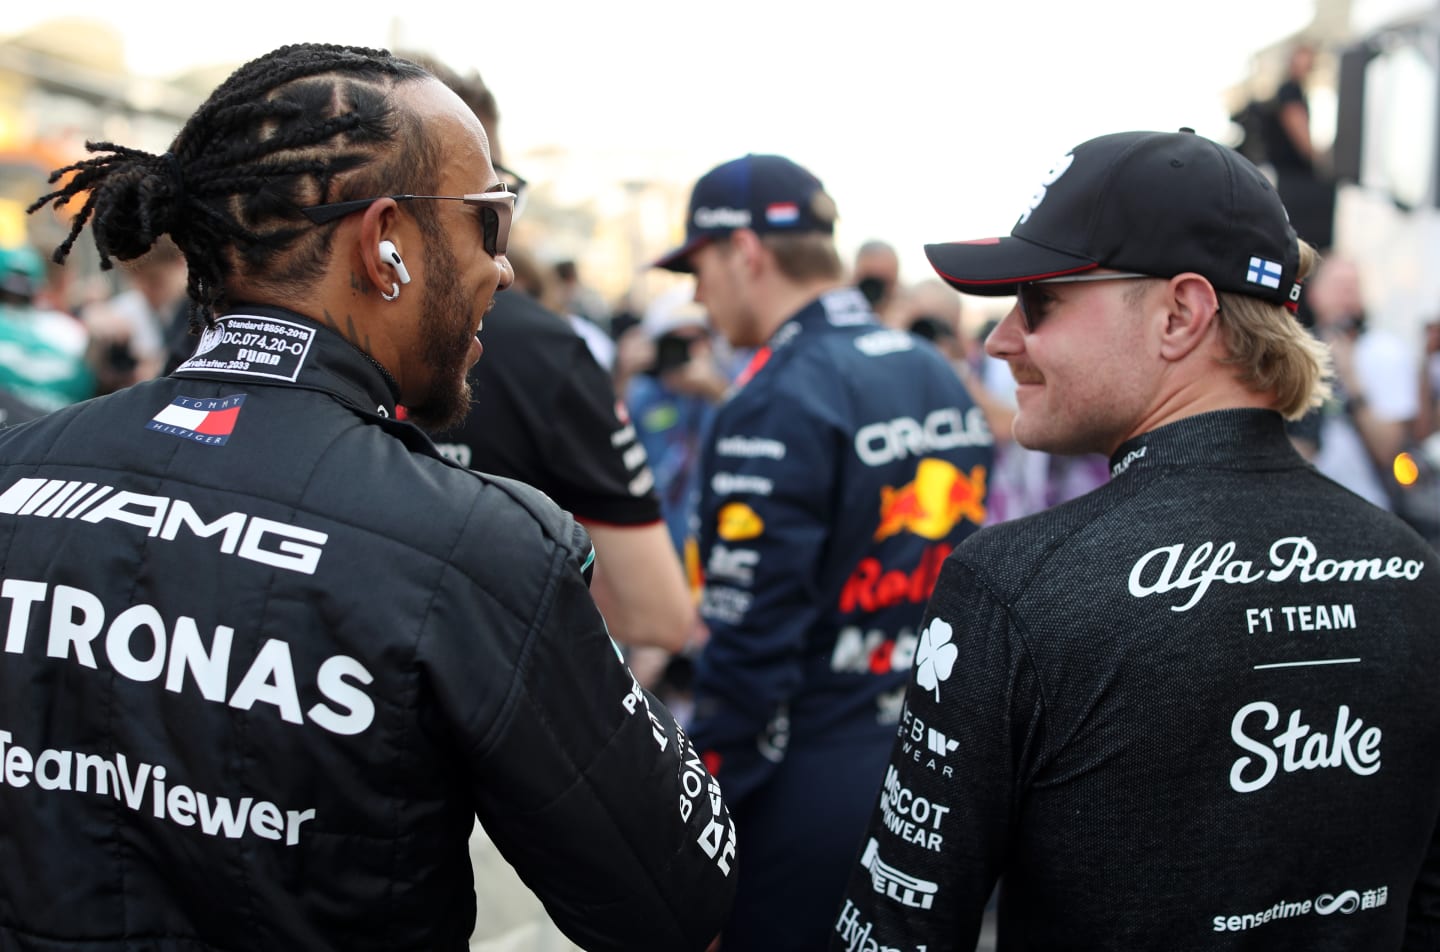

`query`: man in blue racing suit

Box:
[654,153,993,950]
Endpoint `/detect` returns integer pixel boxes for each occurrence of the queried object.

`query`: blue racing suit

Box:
[687,287,994,950]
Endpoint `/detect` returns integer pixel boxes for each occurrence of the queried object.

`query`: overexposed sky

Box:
[5,0,1316,284]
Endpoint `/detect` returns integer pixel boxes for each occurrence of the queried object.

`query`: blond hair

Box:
[759,232,844,283]
[1214,240,1332,419]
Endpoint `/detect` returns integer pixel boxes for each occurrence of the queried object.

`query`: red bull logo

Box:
[873,459,987,542]
[839,543,950,614]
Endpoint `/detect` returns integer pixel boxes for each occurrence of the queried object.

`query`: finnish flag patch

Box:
[1247,256,1283,289]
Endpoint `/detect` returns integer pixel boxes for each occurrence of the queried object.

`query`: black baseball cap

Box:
[924,129,1303,310]
[653,154,837,273]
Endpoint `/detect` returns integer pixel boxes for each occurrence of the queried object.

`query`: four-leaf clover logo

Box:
[914,618,958,702]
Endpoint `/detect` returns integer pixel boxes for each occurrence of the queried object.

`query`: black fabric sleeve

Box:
[1406,814,1440,950]
[831,557,1042,951]
[446,513,734,951]
[540,336,661,526]
[1274,78,1305,108]
[444,295,661,526]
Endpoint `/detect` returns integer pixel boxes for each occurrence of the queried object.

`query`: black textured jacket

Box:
[434,291,661,527]
[0,307,735,951]
[835,409,1440,951]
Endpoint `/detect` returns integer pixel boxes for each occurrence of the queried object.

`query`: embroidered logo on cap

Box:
[1018,151,1075,225]
[694,207,751,229]
[1247,256,1283,289]
[147,394,246,446]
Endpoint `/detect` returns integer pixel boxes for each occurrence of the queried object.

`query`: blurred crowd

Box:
[3,203,1439,566]
[2,39,1435,578]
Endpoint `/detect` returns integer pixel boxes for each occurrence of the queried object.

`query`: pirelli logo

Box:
[860,837,939,910]
[0,478,328,575]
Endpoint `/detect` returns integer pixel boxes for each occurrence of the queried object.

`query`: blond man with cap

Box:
[655,154,993,950]
[834,129,1440,951]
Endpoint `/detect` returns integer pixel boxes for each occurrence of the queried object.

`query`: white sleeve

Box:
[1356,331,1419,422]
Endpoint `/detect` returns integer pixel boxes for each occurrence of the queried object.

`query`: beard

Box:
[404,240,477,433]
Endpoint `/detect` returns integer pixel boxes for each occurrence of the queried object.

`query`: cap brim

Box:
[652,235,716,273]
[924,237,1097,296]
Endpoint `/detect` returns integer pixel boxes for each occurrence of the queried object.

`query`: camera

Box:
[648,333,695,375]
[105,341,138,375]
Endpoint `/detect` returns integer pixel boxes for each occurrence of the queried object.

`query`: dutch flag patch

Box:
[1247,257,1283,289]
[765,202,800,226]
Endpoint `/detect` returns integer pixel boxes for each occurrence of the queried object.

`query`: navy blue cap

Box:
[924,129,1303,310]
[653,154,837,273]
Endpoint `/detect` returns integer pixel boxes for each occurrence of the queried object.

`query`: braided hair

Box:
[28,43,437,329]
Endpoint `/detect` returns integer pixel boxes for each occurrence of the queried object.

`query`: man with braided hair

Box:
[4,43,735,952]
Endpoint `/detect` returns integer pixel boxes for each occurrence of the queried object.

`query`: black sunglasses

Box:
[1015,272,1152,332]
[493,161,529,214]
[299,186,516,259]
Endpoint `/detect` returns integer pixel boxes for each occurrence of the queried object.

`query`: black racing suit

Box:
[0,307,735,952]
[834,409,1440,951]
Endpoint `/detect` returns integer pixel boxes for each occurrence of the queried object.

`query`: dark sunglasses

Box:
[492,161,529,216]
[1015,271,1152,332]
[299,186,516,258]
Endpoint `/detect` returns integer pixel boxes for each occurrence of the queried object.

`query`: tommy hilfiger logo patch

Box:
[147,394,246,446]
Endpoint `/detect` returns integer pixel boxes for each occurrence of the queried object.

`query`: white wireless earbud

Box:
[378,240,411,285]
